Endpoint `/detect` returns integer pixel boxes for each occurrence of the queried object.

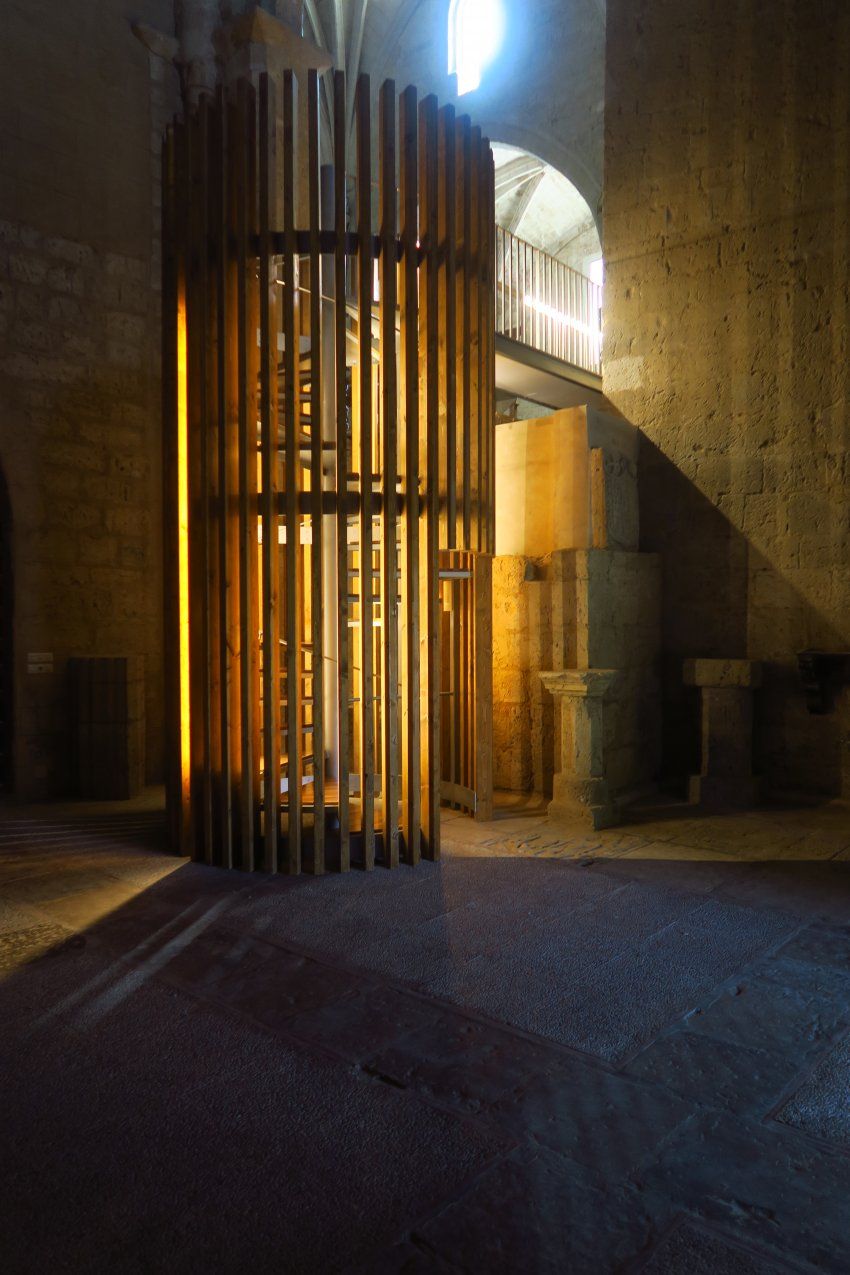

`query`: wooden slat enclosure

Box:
[162,71,495,871]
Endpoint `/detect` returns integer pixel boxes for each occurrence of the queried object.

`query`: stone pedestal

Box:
[683,658,761,808]
[539,669,620,829]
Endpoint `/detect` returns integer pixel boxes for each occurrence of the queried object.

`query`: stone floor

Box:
[1,791,850,1272]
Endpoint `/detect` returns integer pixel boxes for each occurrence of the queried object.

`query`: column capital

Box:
[539,668,620,699]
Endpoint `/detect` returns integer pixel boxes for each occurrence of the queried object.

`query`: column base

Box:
[548,775,620,829]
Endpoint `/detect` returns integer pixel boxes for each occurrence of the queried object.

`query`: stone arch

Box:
[481,121,602,239]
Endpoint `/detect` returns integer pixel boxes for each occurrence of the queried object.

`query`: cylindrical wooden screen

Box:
[162,70,495,873]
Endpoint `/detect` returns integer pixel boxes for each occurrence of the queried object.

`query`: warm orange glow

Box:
[176,292,191,802]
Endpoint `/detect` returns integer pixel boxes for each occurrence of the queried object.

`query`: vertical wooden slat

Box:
[418,94,441,861]
[468,125,481,553]
[466,552,475,797]
[458,115,472,552]
[161,123,185,854]
[307,70,326,874]
[259,74,280,874]
[398,84,420,866]
[478,143,487,552]
[456,117,470,797]
[379,80,400,869]
[441,117,458,790]
[187,100,215,863]
[333,70,350,871]
[356,75,376,869]
[197,94,219,861]
[282,70,302,874]
[201,117,215,852]
[236,80,260,871]
[204,98,223,866]
[224,94,245,862]
[472,127,485,554]
[184,112,205,858]
[487,146,496,555]
[214,91,235,868]
[438,106,456,551]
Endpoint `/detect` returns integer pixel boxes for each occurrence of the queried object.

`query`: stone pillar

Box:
[539,669,620,829]
[683,658,762,808]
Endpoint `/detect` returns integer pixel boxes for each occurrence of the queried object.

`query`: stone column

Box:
[539,669,620,829]
[683,658,762,808]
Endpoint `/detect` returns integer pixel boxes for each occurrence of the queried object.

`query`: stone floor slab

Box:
[624,1029,806,1118]
[684,957,850,1061]
[774,1031,850,1149]
[775,925,850,975]
[411,1145,665,1274]
[282,983,441,1062]
[640,1218,816,1274]
[363,1011,565,1117]
[489,1062,692,1178]
[638,1112,850,1273]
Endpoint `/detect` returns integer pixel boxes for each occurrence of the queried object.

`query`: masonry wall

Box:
[604,0,850,796]
[0,0,176,797]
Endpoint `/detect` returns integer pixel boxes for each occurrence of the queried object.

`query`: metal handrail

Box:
[495,226,602,376]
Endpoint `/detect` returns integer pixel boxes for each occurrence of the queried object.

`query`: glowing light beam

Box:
[523,292,602,353]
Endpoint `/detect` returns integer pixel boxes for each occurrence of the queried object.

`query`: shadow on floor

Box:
[2,800,850,1272]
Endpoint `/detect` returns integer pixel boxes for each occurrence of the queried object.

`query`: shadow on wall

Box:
[638,435,849,797]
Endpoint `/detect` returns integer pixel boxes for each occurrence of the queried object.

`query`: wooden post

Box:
[333,70,351,871]
[282,70,302,874]
[307,69,326,874]
[356,75,376,869]
[399,85,420,866]
[161,123,185,854]
[379,80,400,869]
[418,95,441,861]
[259,74,280,874]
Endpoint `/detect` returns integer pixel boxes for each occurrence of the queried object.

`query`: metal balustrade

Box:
[495,225,602,375]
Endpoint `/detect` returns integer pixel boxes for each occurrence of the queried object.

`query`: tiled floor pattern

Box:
[1,793,849,1272]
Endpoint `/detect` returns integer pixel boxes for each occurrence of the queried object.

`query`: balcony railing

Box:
[495,226,602,376]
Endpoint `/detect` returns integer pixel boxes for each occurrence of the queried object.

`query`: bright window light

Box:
[588,256,604,288]
[448,0,506,96]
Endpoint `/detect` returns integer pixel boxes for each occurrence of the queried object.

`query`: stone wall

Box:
[0,0,177,797]
[604,0,850,797]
